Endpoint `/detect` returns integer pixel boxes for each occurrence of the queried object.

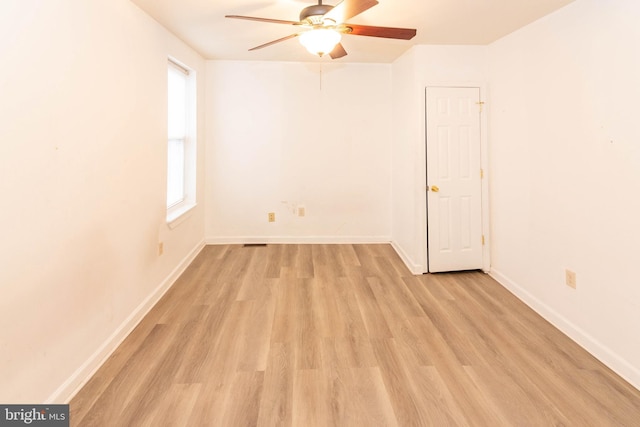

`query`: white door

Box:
[426,87,483,273]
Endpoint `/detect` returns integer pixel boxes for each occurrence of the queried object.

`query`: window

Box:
[167,58,196,224]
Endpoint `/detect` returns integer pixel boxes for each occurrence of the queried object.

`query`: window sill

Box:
[166,202,197,229]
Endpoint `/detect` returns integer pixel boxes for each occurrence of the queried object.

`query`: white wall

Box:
[488,0,640,388]
[205,61,392,243]
[391,46,488,273]
[391,49,422,271]
[0,0,206,402]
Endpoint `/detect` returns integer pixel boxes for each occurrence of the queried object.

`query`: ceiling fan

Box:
[225,0,417,59]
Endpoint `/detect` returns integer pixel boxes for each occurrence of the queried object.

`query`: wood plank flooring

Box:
[70,244,640,426]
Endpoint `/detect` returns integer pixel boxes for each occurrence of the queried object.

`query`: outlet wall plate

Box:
[565,269,577,289]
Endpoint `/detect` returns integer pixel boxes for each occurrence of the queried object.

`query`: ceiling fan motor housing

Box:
[300,4,334,25]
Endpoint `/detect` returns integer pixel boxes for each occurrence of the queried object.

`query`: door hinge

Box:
[480,168,484,179]
[482,235,485,245]
[476,101,485,112]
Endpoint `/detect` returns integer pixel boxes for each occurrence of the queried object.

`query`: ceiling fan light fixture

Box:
[299,28,341,57]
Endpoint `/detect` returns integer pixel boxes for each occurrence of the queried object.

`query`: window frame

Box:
[166,57,197,226]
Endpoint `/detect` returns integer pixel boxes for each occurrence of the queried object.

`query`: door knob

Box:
[431,185,440,192]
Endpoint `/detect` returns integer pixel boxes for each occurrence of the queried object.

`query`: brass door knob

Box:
[430,185,440,192]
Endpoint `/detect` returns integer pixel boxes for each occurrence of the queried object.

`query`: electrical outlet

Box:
[298,206,305,217]
[565,269,577,289]
[268,212,275,222]
[158,242,164,256]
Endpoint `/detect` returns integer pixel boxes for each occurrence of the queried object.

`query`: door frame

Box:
[421,83,491,273]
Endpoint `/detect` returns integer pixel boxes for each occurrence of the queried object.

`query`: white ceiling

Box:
[131,0,576,63]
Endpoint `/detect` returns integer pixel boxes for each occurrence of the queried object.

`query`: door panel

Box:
[426,87,483,273]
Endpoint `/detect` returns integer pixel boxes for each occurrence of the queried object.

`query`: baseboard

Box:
[490,268,640,392]
[205,235,392,245]
[390,241,424,275]
[204,236,425,275]
[47,240,206,404]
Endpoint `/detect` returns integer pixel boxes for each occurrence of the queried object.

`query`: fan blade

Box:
[249,34,299,51]
[225,15,299,25]
[330,43,348,59]
[346,24,416,40]
[323,0,378,24]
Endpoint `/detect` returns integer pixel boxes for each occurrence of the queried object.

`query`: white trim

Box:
[205,237,423,275]
[479,84,491,273]
[421,83,491,274]
[391,241,423,275]
[205,235,392,245]
[490,268,640,392]
[168,57,190,75]
[167,202,197,229]
[48,240,206,404]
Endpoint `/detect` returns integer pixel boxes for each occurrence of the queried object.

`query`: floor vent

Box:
[243,243,267,247]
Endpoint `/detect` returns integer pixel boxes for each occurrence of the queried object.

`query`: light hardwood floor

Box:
[70,244,640,426]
